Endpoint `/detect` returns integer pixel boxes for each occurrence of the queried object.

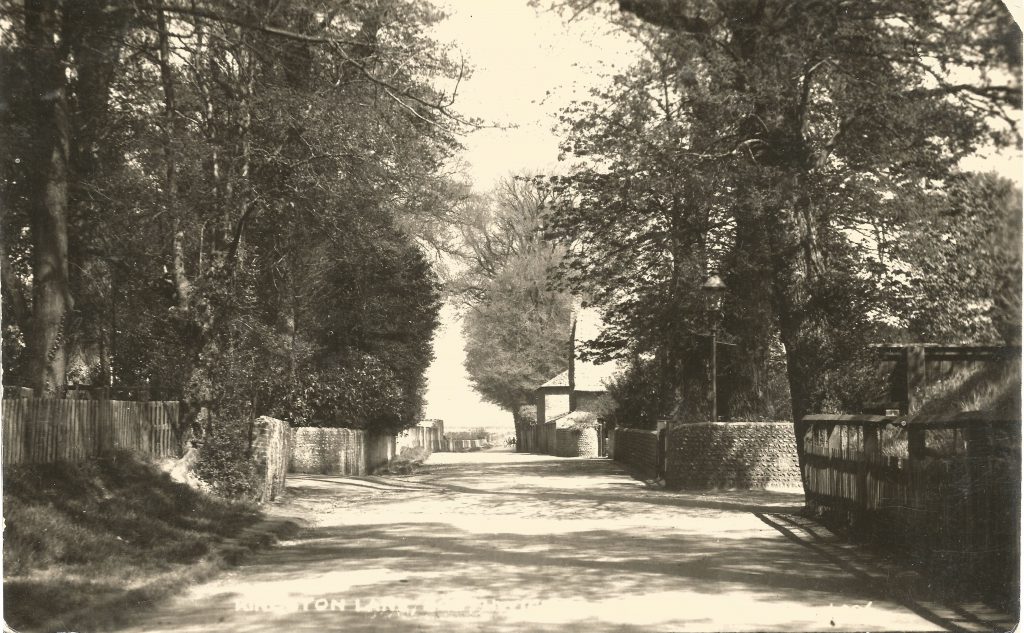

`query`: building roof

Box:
[538,370,570,390]
[547,410,600,429]
[537,359,621,392]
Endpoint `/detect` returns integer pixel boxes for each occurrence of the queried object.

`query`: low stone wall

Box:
[556,426,599,457]
[613,428,660,479]
[252,416,290,502]
[289,427,394,475]
[665,421,801,490]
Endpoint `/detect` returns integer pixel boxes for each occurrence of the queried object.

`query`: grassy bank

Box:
[2,451,267,632]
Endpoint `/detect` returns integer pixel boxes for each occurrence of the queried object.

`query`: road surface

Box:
[115,449,1011,632]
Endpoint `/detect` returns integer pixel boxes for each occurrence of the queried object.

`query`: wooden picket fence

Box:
[803,414,1020,607]
[2,398,181,464]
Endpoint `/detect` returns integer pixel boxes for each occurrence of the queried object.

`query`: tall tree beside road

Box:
[463,248,572,448]
[1,0,461,494]
[1,0,73,395]
[549,0,1021,486]
[890,172,1023,344]
[457,175,572,447]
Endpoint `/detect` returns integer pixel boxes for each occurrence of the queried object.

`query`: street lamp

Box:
[702,274,727,422]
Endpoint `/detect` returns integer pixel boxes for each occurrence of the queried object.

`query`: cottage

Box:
[529,302,620,456]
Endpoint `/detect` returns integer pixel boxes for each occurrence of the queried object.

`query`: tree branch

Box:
[618,0,711,33]
[151,2,361,46]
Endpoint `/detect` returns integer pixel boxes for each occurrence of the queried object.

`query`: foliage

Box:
[450,174,553,303]
[546,0,1021,435]
[456,175,574,443]
[0,0,459,489]
[446,427,490,441]
[463,249,572,413]
[602,357,672,430]
[193,415,261,499]
[397,445,430,462]
[889,172,1023,344]
[2,451,261,631]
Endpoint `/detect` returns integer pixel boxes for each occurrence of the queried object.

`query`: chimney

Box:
[568,295,583,410]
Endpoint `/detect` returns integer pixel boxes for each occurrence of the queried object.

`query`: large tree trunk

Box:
[778,307,815,492]
[773,171,829,496]
[24,0,73,395]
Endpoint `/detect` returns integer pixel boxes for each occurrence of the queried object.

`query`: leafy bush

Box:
[398,445,430,463]
[603,358,673,430]
[193,418,259,499]
[446,427,490,441]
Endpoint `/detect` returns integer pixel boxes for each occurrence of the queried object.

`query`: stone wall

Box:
[252,416,290,502]
[289,427,393,475]
[665,421,801,490]
[556,426,599,457]
[612,428,660,479]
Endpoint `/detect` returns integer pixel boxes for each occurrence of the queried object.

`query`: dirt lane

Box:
[114,450,951,632]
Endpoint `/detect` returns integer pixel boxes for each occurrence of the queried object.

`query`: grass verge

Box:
[3,450,291,632]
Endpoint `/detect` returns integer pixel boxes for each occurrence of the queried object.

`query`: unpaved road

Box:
[115,450,1009,632]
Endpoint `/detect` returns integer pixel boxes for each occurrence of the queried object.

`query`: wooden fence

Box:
[870,344,1020,413]
[397,420,445,454]
[611,427,663,479]
[803,413,1020,608]
[4,384,179,401]
[2,398,181,465]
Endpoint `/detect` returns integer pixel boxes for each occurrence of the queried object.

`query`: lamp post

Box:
[702,274,727,422]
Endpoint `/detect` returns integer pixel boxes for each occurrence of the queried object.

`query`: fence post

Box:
[657,428,667,478]
[904,345,926,414]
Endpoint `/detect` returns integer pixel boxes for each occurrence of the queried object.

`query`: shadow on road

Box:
[112,451,1014,632]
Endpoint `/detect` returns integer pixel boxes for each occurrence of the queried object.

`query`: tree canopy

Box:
[1,0,464,491]
[544,0,1021,482]
[456,176,572,444]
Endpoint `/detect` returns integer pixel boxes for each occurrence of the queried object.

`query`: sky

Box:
[419,1,1023,429]
[429,0,637,190]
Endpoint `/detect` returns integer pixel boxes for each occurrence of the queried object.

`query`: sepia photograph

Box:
[0,0,1021,631]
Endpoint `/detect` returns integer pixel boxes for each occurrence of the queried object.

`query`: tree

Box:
[456,175,573,448]
[463,250,572,447]
[544,42,785,422]
[450,175,554,303]
[548,0,1021,489]
[891,172,1022,344]
[1,0,461,494]
[1,0,74,394]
